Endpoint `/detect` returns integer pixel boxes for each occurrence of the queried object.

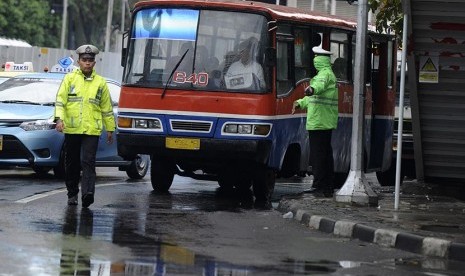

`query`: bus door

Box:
[274,25,308,175]
[274,26,325,176]
[367,37,397,171]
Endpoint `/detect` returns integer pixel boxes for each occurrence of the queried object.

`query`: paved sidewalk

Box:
[277,178,465,262]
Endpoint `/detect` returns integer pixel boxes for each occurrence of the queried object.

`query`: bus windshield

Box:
[124,8,269,93]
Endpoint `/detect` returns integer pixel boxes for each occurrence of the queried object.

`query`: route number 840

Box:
[173,72,209,86]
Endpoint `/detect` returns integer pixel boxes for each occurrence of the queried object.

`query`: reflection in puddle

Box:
[23,192,465,276]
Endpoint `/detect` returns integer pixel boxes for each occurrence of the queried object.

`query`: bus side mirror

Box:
[121,31,129,67]
[265,47,276,67]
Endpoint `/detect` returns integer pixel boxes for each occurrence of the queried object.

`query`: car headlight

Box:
[223,123,271,136]
[19,119,56,131]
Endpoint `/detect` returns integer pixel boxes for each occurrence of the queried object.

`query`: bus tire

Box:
[252,166,275,202]
[376,161,405,186]
[218,171,252,191]
[150,157,175,192]
[126,154,150,179]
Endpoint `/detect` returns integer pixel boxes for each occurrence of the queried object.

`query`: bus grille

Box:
[170,120,212,133]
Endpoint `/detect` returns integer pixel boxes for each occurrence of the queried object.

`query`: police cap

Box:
[312,46,332,55]
[76,44,100,59]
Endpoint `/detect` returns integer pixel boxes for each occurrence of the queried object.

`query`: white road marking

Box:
[15,182,130,204]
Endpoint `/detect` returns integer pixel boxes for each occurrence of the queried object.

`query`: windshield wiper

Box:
[0,100,41,105]
[161,49,189,99]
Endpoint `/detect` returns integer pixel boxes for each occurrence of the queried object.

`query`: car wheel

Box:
[126,154,150,179]
[252,166,276,203]
[33,166,51,175]
[150,157,175,192]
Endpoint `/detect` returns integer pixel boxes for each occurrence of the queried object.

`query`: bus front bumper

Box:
[117,133,272,165]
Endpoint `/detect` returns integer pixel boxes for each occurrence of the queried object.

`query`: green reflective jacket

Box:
[296,55,338,130]
[54,69,115,136]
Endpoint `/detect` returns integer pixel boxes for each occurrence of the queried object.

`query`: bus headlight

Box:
[223,123,271,136]
[118,117,132,128]
[118,117,162,130]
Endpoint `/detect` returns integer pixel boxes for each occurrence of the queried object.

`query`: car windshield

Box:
[0,77,121,105]
[0,77,61,104]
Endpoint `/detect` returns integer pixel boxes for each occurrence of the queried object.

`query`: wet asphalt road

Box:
[1,168,465,275]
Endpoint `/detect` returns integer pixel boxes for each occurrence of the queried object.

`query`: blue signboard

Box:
[133,9,199,41]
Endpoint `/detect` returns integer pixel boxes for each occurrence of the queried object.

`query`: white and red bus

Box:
[117,0,397,202]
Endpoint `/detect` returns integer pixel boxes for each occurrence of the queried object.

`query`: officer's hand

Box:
[55,120,64,132]
[292,101,299,114]
[107,132,113,144]
[305,86,313,96]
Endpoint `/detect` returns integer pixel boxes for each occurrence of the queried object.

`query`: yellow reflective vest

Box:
[54,69,116,136]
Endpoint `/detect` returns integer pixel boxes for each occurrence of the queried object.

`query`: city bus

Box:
[117,0,397,203]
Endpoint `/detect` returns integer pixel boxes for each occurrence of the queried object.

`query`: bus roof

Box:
[134,0,358,31]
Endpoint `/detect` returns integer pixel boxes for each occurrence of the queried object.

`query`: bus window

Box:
[123,8,269,93]
[294,28,319,81]
[330,32,350,81]
[276,40,292,95]
[387,40,394,87]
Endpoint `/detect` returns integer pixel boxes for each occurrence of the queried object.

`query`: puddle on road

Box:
[4,186,465,275]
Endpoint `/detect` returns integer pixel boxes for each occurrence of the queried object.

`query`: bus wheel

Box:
[252,166,276,203]
[150,158,175,192]
[376,162,405,186]
[218,171,252,191]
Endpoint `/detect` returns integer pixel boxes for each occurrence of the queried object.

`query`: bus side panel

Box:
[273,81,310,173]
[118,87,276,116]
[333,82,353,173]
[267,116,309,170]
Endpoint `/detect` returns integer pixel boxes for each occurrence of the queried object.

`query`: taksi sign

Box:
[50,57,77,73]
[4,62,34,72]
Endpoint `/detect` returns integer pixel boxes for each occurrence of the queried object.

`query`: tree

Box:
[368,0,404,43]
[0,0,61,47]
[0,0,138,49]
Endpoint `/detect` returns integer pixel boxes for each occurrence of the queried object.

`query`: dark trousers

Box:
[64,134,99,198]
[309,129,334,192]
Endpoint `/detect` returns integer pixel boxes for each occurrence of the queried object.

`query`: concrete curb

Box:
[279,206,465,262]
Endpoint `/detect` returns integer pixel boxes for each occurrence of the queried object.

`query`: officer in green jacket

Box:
[55,44,116,207]
[292,46,338,197]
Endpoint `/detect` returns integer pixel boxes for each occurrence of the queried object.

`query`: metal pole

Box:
[121,0,125,32]
[335,0,378,206]
[395,0,410,210]
[331,0,336,15]
[60,0,68,49]
[105,0,115,52]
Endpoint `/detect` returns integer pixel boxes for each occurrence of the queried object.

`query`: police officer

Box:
[292,46,338,197]
[54,44,116,207]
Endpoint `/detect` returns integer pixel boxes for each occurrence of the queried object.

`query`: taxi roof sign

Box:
[4,62,34,72]
[50,57,77,73]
